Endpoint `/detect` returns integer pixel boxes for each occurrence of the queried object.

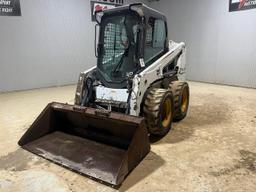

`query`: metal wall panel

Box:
[0,0,146,92]
[150,0,256,88]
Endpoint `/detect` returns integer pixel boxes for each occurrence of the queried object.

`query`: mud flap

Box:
[18,102,150,186]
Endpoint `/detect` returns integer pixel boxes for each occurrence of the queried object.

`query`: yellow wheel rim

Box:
[161,98,172,127]
[181,88,188,113]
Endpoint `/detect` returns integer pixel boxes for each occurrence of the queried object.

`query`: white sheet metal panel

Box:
[96,86,129,102]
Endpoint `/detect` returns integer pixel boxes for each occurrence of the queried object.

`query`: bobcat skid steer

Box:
[18,3,189,186]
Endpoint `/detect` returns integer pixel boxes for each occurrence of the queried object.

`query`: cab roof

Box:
[102,3,167,22]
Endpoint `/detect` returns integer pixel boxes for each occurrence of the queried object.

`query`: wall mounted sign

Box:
[0,0,21,16]
[229,0,256,12]
[91,0,124,21]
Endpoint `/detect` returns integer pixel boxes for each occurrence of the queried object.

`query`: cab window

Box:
[144,18,166,65]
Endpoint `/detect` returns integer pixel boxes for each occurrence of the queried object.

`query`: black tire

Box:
[169,81,190,122]
[143,88,174,136]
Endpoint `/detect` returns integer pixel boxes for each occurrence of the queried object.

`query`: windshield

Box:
[98,14,140,82]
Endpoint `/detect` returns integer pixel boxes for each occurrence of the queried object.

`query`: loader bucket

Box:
[18,102,150,186]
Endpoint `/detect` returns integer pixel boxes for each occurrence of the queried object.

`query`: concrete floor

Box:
[0,82,256,192]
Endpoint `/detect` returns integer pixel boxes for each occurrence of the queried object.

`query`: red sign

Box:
[91,1,123,21]
[229,0,256,12]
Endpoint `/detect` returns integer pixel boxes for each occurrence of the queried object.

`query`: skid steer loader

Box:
[18,3,189,186]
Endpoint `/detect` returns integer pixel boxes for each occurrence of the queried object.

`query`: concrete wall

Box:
[0,0,146,92]
[150,0,256,88]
